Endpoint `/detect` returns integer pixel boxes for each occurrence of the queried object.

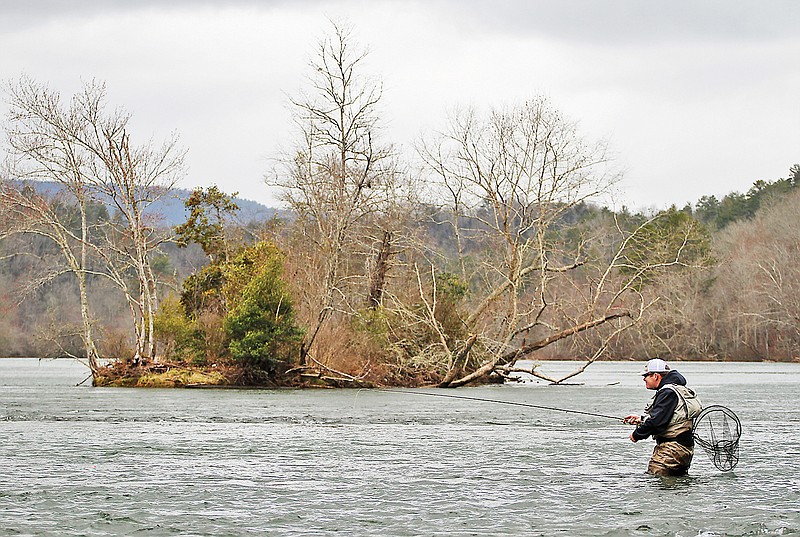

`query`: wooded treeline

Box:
[1,24,798,387]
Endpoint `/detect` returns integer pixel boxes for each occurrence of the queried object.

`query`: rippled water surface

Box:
[1,359,799,536]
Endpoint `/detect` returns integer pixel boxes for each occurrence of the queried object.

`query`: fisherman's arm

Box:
[628,390,679,442]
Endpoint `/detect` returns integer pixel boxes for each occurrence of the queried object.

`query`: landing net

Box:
[693,405,741,472]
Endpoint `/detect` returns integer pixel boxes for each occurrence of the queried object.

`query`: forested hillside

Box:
[613,165,800,362]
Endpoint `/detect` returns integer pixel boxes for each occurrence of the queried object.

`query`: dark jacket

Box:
[632,370,693,446]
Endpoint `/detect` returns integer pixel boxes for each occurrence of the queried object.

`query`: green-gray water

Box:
[1,359,799,536]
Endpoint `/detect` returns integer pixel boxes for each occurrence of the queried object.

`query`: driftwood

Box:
[285,353,373,387]
[445,310,630,388]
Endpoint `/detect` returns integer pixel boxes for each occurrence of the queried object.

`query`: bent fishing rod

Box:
[380,388,625,421]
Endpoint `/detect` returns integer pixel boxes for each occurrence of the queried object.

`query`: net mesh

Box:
[693,405,742,472]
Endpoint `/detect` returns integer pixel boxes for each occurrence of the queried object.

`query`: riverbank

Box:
[90,359,385,388]
[92,360,232,388]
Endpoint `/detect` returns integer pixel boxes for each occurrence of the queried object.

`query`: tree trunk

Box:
[367,230,392,309]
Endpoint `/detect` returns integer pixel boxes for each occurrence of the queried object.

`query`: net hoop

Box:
[692,405,742,472]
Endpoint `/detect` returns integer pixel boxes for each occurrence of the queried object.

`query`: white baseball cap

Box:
[641,358,670,376]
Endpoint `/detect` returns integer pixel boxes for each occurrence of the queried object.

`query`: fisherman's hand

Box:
[629,433,638,443]
[622,414,641,425]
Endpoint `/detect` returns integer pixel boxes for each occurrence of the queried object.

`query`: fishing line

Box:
[379,388,625,421]
[377,389,742,472]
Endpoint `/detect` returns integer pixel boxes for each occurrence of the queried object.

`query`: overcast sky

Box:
[1,0,798,210]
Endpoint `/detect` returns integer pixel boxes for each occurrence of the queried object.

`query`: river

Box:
[1,358,798,536]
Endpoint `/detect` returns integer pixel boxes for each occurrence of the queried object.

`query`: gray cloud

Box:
[0,0,298,28]
[5,0,798,43]
[445,0,800,44]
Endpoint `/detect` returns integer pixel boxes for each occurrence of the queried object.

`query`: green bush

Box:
[223,242,304,375]
[153,294,205,363]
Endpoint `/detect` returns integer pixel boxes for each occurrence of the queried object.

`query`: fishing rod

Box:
[380,388,625,421]
[379,390,742,472]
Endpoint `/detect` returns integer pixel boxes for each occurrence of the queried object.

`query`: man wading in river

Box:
[623,359,703,476]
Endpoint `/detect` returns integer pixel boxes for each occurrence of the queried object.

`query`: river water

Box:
[1,358,798,536]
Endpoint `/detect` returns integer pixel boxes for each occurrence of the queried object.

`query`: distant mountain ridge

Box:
[143,189,280,227]
[12,180,279,227]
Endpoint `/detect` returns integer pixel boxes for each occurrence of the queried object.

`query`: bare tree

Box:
[1,76,184,370]
[76,95,185,363]
[273,22,399,366]
[1,78,105,371]
[412,100,704,386]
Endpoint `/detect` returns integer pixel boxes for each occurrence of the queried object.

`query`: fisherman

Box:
[623,358,703,476]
